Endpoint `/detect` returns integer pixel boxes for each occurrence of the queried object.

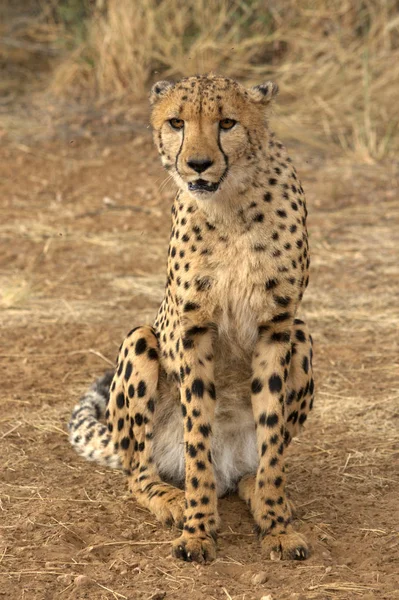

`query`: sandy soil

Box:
[0,118,398,599]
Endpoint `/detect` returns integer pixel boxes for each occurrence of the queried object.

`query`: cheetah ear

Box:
[249,81,279,105]
[150,80,174,105]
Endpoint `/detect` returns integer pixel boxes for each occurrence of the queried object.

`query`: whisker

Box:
[159,174,174,193]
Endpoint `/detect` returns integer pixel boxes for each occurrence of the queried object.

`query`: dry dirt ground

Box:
[0,112,398,600]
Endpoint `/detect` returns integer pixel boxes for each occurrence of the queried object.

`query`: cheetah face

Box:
[150,75,278,201]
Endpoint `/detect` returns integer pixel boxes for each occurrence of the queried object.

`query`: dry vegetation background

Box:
[0,1,398,599]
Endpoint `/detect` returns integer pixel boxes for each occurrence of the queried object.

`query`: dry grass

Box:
[46,0,399,161]
[0,0,63,98]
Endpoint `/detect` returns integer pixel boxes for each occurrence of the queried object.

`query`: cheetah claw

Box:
[261,530,310,561]
[171,535,217,563]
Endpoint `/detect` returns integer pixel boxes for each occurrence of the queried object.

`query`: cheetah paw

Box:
[261,530,309,561]
[134,487,186,529]
[155,494,186,529]
[171,534,217,563]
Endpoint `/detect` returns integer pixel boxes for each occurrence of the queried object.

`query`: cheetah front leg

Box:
[171,324,220,563]
[107,326,185,528]
[239,320,310,560]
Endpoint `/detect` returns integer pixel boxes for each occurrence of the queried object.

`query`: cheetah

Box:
[68,74,315,563]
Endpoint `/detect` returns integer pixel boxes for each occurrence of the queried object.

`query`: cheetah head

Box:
[150,74,278,202]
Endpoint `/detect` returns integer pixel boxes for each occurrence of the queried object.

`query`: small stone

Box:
[149,592,166,600]
[325,566,332,574]
[260,595,274,600]
[252,571,268,585]
[74,575,91,588]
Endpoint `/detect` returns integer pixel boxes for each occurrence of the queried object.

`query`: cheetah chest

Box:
[211,236,274,356]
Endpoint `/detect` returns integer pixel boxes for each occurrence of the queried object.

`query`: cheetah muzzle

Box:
[188,179,220,194]
[68,74,315,564]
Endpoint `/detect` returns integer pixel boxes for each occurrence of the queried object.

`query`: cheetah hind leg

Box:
[107,325,185,528]
[238,319,314,560]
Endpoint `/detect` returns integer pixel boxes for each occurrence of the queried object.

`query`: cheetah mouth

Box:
[188,179,220,194]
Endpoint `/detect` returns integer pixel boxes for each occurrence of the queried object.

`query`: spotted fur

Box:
[68,74,315,563]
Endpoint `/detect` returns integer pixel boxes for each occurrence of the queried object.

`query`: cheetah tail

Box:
[68,371,122,470]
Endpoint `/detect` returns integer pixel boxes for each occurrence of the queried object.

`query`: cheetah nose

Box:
[187,158,214,174]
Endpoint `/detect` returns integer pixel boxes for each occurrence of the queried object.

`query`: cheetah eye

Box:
[169,118,184,130]
[219,118,237,130]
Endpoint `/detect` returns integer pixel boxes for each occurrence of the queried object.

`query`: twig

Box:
[51,517,86,544]
[0,570,64,576]
[78,539,171,554]
[95,581,127,599]
[7,495,113,503]
[58,582,74,596]
[89,349,114,366]
[308,583,376,592]
[0,422,22,439]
